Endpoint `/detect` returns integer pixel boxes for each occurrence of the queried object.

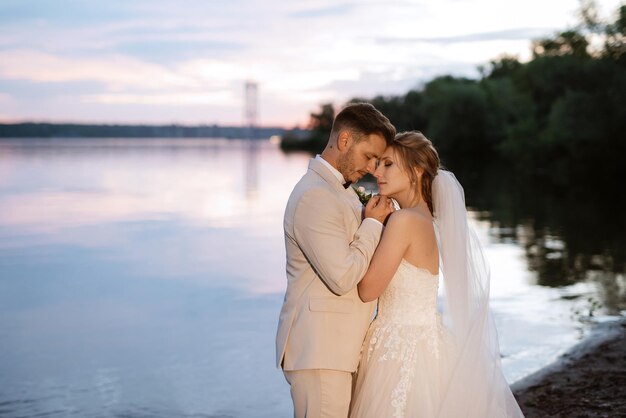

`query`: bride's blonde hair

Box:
[391,131,440,215]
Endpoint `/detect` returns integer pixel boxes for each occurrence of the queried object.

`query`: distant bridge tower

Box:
[245,81,258,136]
[244,80,259,198]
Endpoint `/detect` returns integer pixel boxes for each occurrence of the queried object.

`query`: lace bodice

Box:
[374,259,439,326]
[360,259,442,418]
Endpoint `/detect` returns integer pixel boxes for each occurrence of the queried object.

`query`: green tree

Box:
[482,54,522,79]
[544,58,626,182]
[280,103,334,153]
[532,30,590,58]
[603,5,626,64]
[399,90,428,132]
[307,103,335,136]
[350,90,427,133]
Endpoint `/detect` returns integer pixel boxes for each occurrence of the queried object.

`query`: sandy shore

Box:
[512,319,626,418]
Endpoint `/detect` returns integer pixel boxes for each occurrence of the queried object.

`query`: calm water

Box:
[0,138,623,418]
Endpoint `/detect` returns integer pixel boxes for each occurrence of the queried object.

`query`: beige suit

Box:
[276,158,381,417]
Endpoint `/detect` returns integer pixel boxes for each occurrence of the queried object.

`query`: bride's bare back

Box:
[357,205,438,302]
[401,206,438,276]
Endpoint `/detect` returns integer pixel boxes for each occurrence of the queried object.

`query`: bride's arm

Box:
[357,210,413,302]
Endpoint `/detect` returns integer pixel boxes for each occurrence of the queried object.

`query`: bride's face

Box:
[374,147,411,197]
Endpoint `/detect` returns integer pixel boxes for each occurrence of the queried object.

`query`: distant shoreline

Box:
[512,318,626,417]
[0,122,308,139]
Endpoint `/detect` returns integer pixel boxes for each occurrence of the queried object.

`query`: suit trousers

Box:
[284,369,353,418]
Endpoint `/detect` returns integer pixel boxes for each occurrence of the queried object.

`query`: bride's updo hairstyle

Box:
[391,131,440,215]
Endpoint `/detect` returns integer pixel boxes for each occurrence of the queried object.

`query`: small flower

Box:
[352,185,372,205]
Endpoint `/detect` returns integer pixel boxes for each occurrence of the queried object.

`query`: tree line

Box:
[283,2,625,187]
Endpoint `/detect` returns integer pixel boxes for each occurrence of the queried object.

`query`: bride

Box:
[350,131,524,418]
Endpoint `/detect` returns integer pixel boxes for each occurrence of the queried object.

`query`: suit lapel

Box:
[308,159,363,223]
[345,186,363,222]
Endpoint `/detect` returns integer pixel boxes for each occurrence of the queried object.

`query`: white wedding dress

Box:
[350,259,451,418]
[350,170,524,418]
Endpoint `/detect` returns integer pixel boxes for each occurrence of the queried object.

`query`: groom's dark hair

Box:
[330,103,396,145]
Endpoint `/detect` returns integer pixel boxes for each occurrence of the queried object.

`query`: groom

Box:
[276,103,396,417]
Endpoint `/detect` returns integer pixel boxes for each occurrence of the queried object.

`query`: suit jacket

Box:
[276,158,381,372]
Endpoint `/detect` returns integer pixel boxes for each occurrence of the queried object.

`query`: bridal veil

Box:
[433,170,524,418]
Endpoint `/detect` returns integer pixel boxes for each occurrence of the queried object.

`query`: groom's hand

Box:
[364,195,394,224]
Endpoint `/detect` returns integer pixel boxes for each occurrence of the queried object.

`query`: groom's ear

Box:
[336,130,352,152]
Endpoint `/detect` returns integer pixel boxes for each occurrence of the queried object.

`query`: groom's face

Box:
[338,132,387,183]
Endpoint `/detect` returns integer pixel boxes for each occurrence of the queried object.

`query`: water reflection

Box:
[0,138,623,418]
[245,140,260,198]
[0,138,307,417]
[451,162,626,316]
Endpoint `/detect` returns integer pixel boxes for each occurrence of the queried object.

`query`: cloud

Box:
[83,91,235,106]
[289,3,357,18]
[376,27,557,45]
[115,39,247,63]
[0,49,193,89]
[0,50,249,108]
[0,0,621,125]
[0,0,137,25]
[1,73,99,91]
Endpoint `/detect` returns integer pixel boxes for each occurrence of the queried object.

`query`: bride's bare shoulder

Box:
[386,208,432,230]
[387,208,434,240]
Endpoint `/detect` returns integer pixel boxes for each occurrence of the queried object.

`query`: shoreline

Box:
[512,318,626,417]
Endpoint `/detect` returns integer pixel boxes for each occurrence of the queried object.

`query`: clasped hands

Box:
[364,194,395,224]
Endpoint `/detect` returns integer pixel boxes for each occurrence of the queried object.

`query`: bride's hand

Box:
[364,194,394,224]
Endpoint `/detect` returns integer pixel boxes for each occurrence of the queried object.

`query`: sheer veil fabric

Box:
[433,170,524,417]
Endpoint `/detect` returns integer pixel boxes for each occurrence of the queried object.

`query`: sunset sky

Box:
[0,0,622,127]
